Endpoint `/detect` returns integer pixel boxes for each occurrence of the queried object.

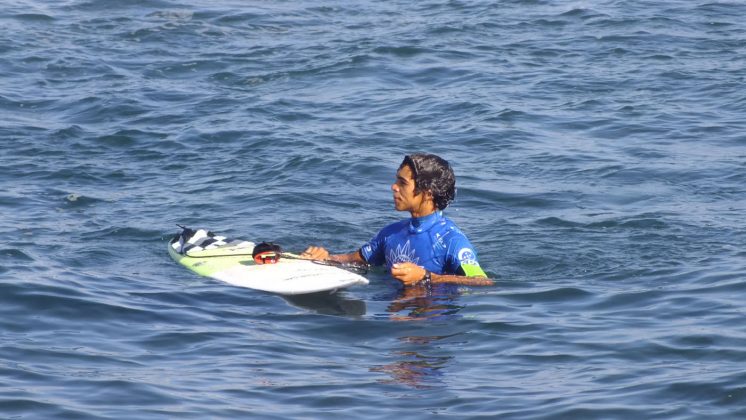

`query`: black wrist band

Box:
[422,270,432,288]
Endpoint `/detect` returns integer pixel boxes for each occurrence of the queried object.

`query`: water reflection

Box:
[372,285,464,388]
[371,348,452,389]
[386,284,464,321]
[282,291,366,316]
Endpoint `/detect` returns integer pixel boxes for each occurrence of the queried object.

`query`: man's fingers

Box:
[300,246,328,260]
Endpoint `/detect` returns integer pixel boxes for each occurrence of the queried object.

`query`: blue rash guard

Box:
[360,211,486,277]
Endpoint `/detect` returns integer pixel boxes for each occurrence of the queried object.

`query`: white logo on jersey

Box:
[388,240,419,265]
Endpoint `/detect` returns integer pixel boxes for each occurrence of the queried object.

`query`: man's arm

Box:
[430,272,494,286]
[391,262,494,287]
[300,246,366,264]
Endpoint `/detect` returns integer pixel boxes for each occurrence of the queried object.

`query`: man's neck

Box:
[410,207,437,219]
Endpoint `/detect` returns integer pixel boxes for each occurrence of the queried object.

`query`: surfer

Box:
[301,153,493,288]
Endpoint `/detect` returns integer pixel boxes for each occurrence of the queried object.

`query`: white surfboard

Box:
[168,227,369,295]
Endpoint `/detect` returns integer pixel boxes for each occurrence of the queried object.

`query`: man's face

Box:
[391,164,424,212]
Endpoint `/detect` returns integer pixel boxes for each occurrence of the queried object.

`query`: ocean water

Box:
[2,0,745,418]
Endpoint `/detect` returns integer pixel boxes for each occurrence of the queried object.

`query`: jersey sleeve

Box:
[445,233,487,277]
[360,226,387,266]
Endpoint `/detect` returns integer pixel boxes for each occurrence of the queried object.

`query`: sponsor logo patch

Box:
[458,248,479,266]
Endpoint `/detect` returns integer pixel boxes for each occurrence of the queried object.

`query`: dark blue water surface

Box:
[2,0,745,418]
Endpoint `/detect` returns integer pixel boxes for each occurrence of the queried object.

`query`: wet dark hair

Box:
[401,153,456,210]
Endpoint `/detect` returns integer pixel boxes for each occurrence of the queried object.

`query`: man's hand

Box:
[300,246,330,260]
[391,262,427,286]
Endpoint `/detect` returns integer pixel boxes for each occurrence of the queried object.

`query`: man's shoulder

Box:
[439,218,482,266]
[438,216,468,237]
[377,219,409,235]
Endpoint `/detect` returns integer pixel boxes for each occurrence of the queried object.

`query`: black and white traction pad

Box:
[172,226,254,255]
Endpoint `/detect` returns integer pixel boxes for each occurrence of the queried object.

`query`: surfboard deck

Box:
[168,228,369,295]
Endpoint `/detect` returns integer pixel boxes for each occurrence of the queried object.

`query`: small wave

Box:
[559,8,599,19]
[78,226,164,242]
[492,192,563,209]
[10,13,55,22]
[535,217,582,228]
[66,0,176,12]
[53,125,88,139]
[586,214,670,230]
[0,95,57,112]
[373,45,433,58]
[212,12,264,25]
[1,248,34,262]
[63,193,105,207]
[0,398,86,418]
[146,10,194,21]
[587,287,666,311]
[0,194,24,208]
[502,286,594,303]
